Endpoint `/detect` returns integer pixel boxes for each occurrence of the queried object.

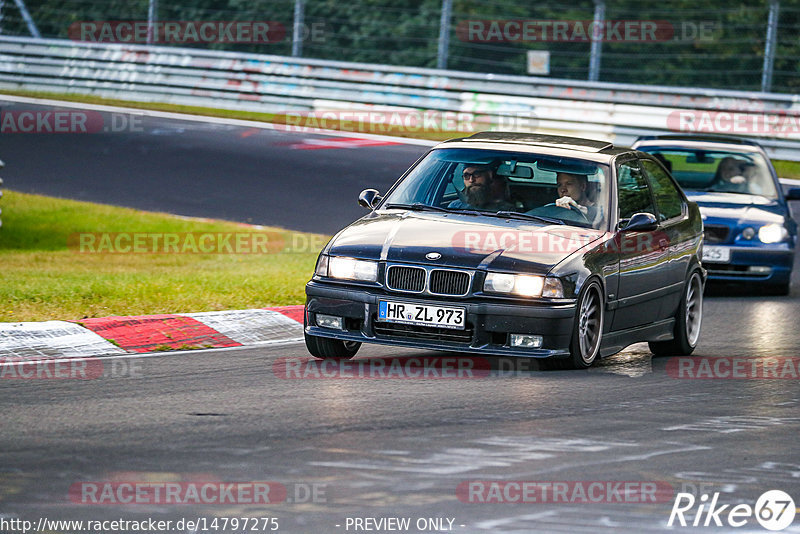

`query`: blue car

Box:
[633,135,800,295]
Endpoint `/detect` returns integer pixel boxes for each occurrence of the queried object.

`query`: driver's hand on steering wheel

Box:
[555,196,588,215]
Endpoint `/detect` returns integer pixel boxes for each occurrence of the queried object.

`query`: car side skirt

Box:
[600,318,676,357]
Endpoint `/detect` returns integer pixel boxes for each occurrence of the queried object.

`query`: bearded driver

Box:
[448,163,515,211]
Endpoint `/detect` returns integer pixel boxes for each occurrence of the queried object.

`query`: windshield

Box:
[381,148,610,229]
[640,148,778,199]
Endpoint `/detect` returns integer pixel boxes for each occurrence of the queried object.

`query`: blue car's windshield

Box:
[641,148,779,199]
[381,148,610,229]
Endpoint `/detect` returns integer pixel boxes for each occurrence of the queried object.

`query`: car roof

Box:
[633,134,765,153]
[435,132,632,162]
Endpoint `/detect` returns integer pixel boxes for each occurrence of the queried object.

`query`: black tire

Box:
[763,281,791,296]
[649,271,704,357]
[562,280,604,369]
[304,332,361,359]
[303,311,360,359]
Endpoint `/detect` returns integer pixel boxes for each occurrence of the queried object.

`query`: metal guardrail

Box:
[1,35,799,160]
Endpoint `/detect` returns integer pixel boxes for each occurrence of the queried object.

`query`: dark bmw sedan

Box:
[633,135,800,295]
[305,133,705,369]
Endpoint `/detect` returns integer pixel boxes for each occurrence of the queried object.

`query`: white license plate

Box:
[378,301,465,330]
[702,245,731,263]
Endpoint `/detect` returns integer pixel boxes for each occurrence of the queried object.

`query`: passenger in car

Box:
[554,172,597,218]
[448,163,516,211]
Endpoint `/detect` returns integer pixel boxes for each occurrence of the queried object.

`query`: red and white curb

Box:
[0,306,304,359]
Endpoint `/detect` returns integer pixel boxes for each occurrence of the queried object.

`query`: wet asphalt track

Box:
[0,99,429,235]
[1,100,799,532]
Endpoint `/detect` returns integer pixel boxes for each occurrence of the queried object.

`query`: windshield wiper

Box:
[384,203,481,216]
[492,211,566,225]
[385,203,450,213]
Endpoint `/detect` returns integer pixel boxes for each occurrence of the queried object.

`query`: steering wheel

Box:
[535,202,590,223]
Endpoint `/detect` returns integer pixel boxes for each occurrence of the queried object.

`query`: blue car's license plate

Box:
[702,245,730,263]
[378,301,466,330]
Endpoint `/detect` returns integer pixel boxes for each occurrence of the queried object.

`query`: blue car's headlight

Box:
[758,224,788,244]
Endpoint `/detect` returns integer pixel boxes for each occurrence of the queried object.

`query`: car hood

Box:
[685,191,787,226]
[327,210,605,273]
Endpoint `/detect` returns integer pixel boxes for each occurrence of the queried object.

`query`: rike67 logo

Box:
[668,489,795,530]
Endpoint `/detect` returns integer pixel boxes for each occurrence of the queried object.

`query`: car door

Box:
[610,158,671,331]
[639,156,694,320]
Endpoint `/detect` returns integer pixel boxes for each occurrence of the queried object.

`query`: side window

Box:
[641,158,685,222]
[617,160,656,224]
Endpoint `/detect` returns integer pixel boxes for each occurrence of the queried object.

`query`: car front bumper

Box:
[305,281,577,358]
[703,245,794,284]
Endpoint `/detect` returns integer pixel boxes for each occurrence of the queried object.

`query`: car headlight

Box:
[758,223,788,244]
[326,256,378,282]
[484,273,563,298]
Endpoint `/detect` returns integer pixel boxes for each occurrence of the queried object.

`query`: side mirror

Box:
[785,188,800,201]
[621,212,658,232]
[358,189,381,210]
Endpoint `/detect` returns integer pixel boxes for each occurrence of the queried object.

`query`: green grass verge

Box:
[772,160,800,181]
[0,190,327,322]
